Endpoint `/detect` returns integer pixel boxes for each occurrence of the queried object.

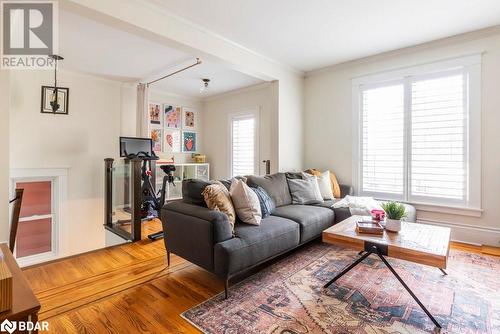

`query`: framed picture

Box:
[182,131,197,153]
[41,86,69,114]
[164,129,181,153]
[164,104,182,129]
[151,129,162,152]
[149,102,162,126]
[182,107,198,130]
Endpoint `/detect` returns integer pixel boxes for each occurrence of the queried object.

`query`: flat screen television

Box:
[119,137,154,157]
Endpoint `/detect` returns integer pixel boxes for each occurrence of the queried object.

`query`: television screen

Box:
[119,137,153,157]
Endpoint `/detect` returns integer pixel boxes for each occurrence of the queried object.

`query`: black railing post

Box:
[130,158,142,241]
[104,158,114,228]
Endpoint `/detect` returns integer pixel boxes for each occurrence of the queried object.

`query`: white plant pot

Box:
[385,218,402,232]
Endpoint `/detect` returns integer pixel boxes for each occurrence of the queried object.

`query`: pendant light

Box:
[49,54,64,112]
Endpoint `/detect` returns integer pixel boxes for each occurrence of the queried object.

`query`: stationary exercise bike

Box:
[123,150,176,241]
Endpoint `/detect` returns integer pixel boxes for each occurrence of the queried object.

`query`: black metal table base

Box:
[325,245,442,329]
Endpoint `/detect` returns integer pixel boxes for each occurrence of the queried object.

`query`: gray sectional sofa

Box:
[161,172,416,298]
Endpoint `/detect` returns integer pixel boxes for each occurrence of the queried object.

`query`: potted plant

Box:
[381,201,406,232]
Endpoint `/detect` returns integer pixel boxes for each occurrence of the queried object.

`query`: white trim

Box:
[228,107,261,178]
[417,218,500,246]
[352,54,482,85]
[352,55,482,209]
[19,214,53,222]
[9,168,68,267]
[414,202,482,217]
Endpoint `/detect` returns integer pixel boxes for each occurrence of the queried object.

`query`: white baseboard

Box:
[418,219,500,247]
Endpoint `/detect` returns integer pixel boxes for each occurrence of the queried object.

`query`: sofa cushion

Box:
[182,179,213,207]
[214,216,300,277]
[250,186,275,218]
[202,181,236,230]
[287,177,323,205]
[230,179,262,225]
[246,173,292,207]
[272,205,334,243]
[305,169,342,198]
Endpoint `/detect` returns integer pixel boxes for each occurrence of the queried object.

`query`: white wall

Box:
[0,71,10,242]
[304,28,500,246]
[9,69,123,257]
[202,83,276,179]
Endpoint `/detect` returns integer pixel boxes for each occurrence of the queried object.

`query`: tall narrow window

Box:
[231,113,257,177]
[355,56,480,208]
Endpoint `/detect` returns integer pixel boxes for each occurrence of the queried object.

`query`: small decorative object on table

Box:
[371,209,385,221]
[356,216,384,235]
[0,249,12,312]
[381,201,406,232]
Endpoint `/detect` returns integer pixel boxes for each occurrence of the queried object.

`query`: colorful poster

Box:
[164,104,181,129]
[164,129,181,153]
[149,102,161,125]
[151,129,162,152]
[182,107,197,130]
[182,131,197,153]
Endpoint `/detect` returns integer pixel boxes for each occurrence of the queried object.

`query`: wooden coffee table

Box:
[322,215,451,329]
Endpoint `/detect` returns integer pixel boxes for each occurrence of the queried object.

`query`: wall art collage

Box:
[148,103,198,154]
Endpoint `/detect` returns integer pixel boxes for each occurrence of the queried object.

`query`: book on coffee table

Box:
[356,219,384,235]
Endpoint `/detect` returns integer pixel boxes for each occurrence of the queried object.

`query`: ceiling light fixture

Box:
[49,54,64,112]
[200,78,210,93]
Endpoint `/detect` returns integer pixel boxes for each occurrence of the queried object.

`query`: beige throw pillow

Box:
[230,179,262,225]
[202,181,236,231]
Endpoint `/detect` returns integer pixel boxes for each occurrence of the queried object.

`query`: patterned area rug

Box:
[182,243,500,333]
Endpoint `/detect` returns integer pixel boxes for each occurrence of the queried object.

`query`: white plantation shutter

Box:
[410,73,467,202]
[231,115,256,177]
[355,56,481,208]
[361,83,405,198]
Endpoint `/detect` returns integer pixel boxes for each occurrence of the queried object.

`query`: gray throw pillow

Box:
[246,173,292,207]
[287,177,323,205]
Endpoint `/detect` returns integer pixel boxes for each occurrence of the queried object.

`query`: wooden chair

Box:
[8,189,24,253]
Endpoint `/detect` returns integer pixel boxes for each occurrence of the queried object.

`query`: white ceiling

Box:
[58,10,264,97]
[149,0,500,71]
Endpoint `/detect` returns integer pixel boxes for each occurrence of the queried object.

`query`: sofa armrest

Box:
[161,202,233,272]
[339,184,354,197]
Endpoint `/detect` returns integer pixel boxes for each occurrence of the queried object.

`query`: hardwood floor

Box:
[23,220,499,333]
[23,220,221,333]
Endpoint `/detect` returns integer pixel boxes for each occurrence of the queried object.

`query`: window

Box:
[354,56,481,208]
[230,111,259,177]
[11,168,67,266]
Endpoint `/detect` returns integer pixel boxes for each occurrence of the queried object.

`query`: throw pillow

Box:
[202,181,236,231]
[230,179,262,225]
[287,176,323,205]
[316,171,334,200]
[305,168,341,198]
[285,171,304,180]
[301,172,324,201]
[219,176,247,191]
[251,186,276,218]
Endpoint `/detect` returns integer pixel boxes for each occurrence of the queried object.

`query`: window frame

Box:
[10,168,68,266]
[228,108,260,178]
[352,55,482,211]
